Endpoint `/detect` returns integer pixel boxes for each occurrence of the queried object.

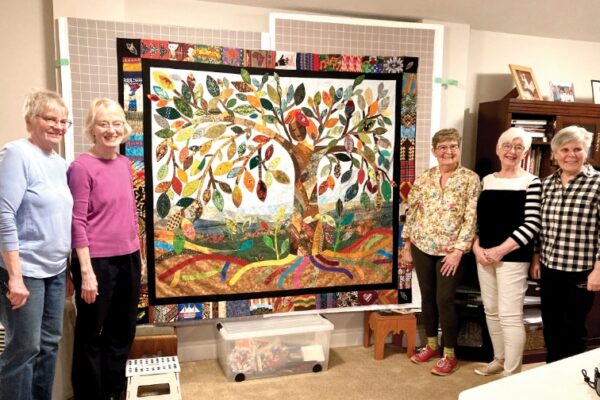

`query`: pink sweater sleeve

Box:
[67,160,91,249]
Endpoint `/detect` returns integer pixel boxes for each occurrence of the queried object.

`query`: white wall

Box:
[0,0,56,144]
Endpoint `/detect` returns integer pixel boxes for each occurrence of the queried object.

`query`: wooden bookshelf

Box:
[476,89,600,179]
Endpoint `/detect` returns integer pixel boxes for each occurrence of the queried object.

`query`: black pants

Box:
[71,251,141,400]
[411,245,464,348]
[540,264,594,363]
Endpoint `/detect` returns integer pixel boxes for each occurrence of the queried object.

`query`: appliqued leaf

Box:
[213,161,234,176]
[341,214,354,227]
[232,185,243,208]
[174,97,193,118]
[206,75,220,97]
[157,193,171,218]
[218,181,232,194]
[271,170,290,184]
[294,83,305,105]
[174,125,194,142]
[263,234,274,250]
[240,68,251,84]
[156,141,169,162]
[344,183,359,201]
[256,180,267,201]
[212,190,224,211]
[267,84,280,105]
[232,81,253,92]
[182,180,200,198]
[172,177,182,195]
[156,107,181,120]
[243,171,255,191]
[204,124,227,139]
[154,114,170,129]
[381,179,392,201]
[157,164,169,181]
[155,181,171,193]
[176,197,194,208]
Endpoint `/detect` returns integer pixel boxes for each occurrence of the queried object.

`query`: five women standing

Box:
[1,89,598,397]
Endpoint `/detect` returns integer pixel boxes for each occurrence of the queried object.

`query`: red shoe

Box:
[431,356,458,376]
[410,345,438,364]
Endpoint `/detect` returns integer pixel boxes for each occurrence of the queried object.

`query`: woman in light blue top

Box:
[0,90,73,400]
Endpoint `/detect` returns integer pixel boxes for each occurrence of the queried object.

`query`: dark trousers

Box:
[71,251,141,400]
[540,264,594,363]
[411,245,463,348]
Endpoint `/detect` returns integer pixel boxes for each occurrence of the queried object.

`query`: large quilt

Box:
[117,38,417,322]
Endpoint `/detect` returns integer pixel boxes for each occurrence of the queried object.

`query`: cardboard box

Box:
[216,314,333,382]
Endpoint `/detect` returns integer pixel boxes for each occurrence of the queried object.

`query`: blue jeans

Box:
[0,267,66,400]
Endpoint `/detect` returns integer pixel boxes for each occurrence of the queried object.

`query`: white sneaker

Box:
[474,359,504,376]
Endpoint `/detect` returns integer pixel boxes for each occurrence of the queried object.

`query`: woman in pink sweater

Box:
[68,98,140,400]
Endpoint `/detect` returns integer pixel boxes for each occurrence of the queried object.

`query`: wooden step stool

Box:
[363,311,417,360]
[126,356,181,400]
[129,325,177,359]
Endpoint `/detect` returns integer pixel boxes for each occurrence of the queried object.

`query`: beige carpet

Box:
[179,345,542,399]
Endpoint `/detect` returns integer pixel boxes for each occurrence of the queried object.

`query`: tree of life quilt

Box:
[117,38,417,322]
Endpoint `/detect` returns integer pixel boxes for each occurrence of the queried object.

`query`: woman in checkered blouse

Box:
[530,125,600,363]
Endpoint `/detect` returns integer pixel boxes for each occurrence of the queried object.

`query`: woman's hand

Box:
[7,277,29,310]
[473,239,493,266]
[80,269,98,304]
[586,261,600,291]
[530,253,541,279]
[483,246,505,264]
[441,249,463,276]
[400,243,414,270]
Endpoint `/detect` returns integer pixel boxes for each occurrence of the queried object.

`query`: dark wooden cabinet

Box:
[474,90,600,362]
[476,89,600,179]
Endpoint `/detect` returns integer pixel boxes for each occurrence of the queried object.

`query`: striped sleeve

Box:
[510,176,542,247]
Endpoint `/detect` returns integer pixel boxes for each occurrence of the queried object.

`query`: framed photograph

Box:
[592,80,600,104]
[509,64,543,100]
[549,81,575,102]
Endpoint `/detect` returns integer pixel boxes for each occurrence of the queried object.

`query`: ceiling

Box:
[213,0,600,43]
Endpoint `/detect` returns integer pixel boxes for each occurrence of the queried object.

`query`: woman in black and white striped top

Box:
[472,127,542,377]
[531,125,600,363]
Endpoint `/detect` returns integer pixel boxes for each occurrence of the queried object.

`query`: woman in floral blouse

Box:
[401,128,480,376]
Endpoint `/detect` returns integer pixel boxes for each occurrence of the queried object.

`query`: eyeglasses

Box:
[581,368,600,397]
[501,143,526,153]
[435,144,460,152]
[37,116,72,129]
[96,121,125,131]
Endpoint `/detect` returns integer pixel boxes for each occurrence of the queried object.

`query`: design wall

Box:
[59,15,438,323]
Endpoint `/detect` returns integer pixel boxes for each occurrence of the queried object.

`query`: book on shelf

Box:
[511,119,550,141]
[511,119,547,126]
[521,147,543,176]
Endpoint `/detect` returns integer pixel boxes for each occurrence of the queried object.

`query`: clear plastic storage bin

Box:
[216,314,334,382]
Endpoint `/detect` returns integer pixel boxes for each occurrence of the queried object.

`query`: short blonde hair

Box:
[432,128,462,149]
[497,127,532,152]
[23,90,68,122]
[551,125,593,152]
[84,98,132,143]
